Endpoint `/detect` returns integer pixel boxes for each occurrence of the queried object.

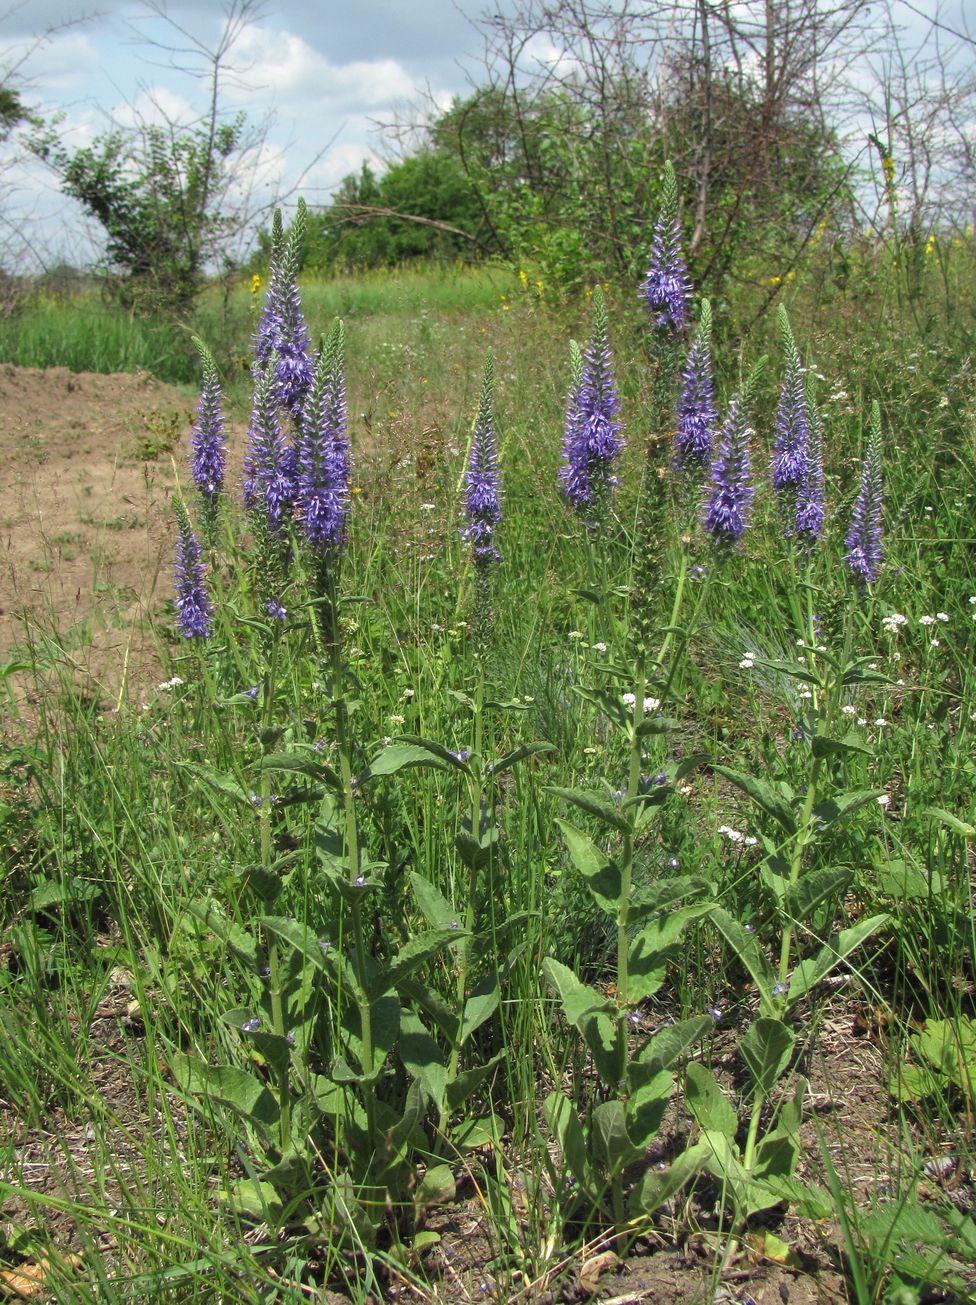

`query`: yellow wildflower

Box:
[250,273,262,296]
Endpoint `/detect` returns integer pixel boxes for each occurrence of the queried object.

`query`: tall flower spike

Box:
[559,286,624,519]
[704,357,767,545]
[772,307,810,494]
[297,319,351,553]
[794,377,825,541]
[255,199,313,419]
[463,348,501,563]
[189,337,225,516]
[640,160,692,333]
[675,299,717,473]
[844,401,883,584]
[173,497,212,639]
[243,357,294,531]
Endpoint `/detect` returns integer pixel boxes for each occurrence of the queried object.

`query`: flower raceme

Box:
[844,401,884,584]
[772,308,810,495]
[703,358,766,546]
[255,201,313,420]
[675,299,717,473]
[173,498,212,639]
[560,286,624,517]
[640,160,692,333]
[297,320,351,554]
[463,349,501,564]
[243,357,294,531]
[189,337,225,510]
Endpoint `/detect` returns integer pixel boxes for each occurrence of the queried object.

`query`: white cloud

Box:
[226,24,422,114]
[0,30,100,93]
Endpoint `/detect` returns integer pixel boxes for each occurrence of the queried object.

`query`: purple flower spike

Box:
[703,361,766,544]
[844,402,883,584]
[463,349,501,563]
[675,299,717,472]
[243,358,294,531]
[640,161,692,333]
[795,388,825,541]
[173,500,212,639]
[772,308,810,493]
[190,338,225,509]
[297,319,351,553]
[255,202,313,419]
[560,287,624,516]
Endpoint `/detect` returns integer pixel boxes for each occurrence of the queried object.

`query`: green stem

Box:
[439,659,485,1138]
[653,540,689,671]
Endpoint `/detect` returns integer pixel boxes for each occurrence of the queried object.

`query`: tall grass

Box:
[1,241,975,1301]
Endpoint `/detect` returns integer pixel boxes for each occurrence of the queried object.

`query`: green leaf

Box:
[169,1053,279,1131]
[811,733,871,759]
[626,1069,673,1148]
[410,871,458,931]
[367,744,449,778]
[923,807,976,839]
[445,1050,505,1112]
[634,1137,711,1214]
[630,876,710,922]
[757,1175,833,1220]
[392,734,471,770]
[399,1009,447,1109]
[259,914,364,1003]
[542,957,616,1027]
[459,973,499,1046]
[787,914,888,1003]
[711,907,776,1011]
[455,827,498,871]
[259,750,342,792]
[685,1062,737,1138]
[545,785,631,833]
[713,766,797,836]
[371,927,467,1000]
[556,817,619,914]
[591,1099,641,1173]
[185,899,258,970]
[783,866,853,923]
[811,790,884,828]
[545,1091,593,1195]
[752,658,822,687]
[634,715,679,737]
[487,741,555,776]
[739,1018,795,1099]
[638,1017,713,1075]
[178,763,251,807]
[416,1164,456,1210]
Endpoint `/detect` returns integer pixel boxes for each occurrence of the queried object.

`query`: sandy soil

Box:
[0,365,205,702]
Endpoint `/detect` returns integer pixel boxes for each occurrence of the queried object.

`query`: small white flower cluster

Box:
[156,676,184,691]
[718,824,759,847]
[882,612,908,634]
[622,693,661,713]
[739,651,759,670]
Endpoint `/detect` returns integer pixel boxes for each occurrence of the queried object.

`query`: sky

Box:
[0,0,971,272]
[0,0,518,269]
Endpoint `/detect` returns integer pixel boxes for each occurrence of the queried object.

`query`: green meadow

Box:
[0,230,975,1303]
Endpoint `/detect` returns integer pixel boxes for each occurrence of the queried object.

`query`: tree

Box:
[29,0,288,314]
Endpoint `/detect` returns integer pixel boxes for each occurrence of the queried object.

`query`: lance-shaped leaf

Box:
[410,871,458,932]
[783,865,853,923]
[546,785,631,833]
[392,733,473,773]
[445,1049,506,1112]
[259,914,365,1003]
[711,907,776,1012]
[545,1090,595,1196]
[170,1053,279,1132]
[591,1099,642,1172]
[459,972,499,1046]
[259,750,342,792]
[542,958,619,1086]
[369,927,469,1000]
[810,733,870,760]
[487,741,555,776]
[635,1016,713,1076]
[786,914,888,1004]
[366,744,450,779]
[186,898,259,969]
[685,1062,738,1138]
[740,1018,794,1100]
[811,789,885,829]
[557,817,620,915]
[713,766,797,836]
[399,1008,448,1109]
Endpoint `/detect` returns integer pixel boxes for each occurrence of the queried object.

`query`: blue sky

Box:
[0,0,970,270]
[0,0,523,267]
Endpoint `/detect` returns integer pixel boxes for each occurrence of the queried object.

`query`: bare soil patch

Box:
[0,365,197,701]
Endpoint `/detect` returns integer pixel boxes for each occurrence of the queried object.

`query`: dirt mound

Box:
[0,365,196,703]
